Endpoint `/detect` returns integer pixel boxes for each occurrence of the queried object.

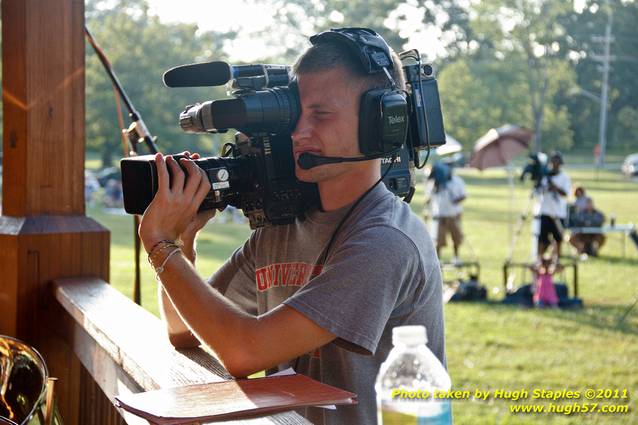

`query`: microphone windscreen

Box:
[163,61,232,87]
[297,153,318,170]
[297,153,346,169]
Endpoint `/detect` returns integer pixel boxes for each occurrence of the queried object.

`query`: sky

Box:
[145,0,448,62]
[147,0,270,33]
[145,0,592,63]
[146,0,288,61]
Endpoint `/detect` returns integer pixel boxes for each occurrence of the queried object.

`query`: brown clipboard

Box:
[115,373,357,424]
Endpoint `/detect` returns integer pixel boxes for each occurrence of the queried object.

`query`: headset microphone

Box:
[297,151,398,170]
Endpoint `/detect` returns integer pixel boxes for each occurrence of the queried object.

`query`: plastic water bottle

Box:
[375,326,452,424]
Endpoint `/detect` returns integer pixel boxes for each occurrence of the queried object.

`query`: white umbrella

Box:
[436,134,463,156]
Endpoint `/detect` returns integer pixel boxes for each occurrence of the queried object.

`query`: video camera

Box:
[121,35,445,229]
[520,152,549,189]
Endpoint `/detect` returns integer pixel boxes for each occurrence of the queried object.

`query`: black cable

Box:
[413,52,432,170]
[292,156,397,373]
[291,155,398,373]
[317,154,398,267]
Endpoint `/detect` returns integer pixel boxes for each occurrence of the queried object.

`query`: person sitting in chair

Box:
[569,197,605,257]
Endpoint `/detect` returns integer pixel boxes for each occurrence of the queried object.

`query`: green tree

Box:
[438,56,531,149]
[615,106,638,150]
[241,0,412,60]
[559,0,638,153]
[469,0,575,152]
[85,0,232,167]
[438,52,574,152]
[247,0,482,63]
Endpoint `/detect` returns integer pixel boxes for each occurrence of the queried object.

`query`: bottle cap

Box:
[392,325,427,346]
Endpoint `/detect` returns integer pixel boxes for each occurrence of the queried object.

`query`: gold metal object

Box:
[0,335,62,425]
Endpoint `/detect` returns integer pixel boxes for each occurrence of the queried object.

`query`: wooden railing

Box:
[53,278,309,424]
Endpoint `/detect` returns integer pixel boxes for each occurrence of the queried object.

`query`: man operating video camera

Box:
[137,28,446,424]
[532,151,572,259]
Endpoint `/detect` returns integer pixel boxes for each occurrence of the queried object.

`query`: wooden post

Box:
[1,1,110,423]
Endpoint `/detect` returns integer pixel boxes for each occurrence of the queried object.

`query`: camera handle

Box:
[85,25,160,305]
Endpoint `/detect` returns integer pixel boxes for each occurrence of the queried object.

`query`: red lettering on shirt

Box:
[256,268,268,291]
[255,262,323,292]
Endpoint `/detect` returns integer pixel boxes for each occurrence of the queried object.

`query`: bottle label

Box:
[380,403,452,425]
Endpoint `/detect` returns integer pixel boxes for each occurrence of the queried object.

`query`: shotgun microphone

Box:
[163,61,290,88]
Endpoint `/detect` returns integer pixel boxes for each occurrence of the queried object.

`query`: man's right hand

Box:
[177,151,217,263]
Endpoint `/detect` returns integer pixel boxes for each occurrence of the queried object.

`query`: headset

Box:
[304,27,409,162]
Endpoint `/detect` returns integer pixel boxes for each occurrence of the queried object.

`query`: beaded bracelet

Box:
[152,247,182,281]
[147,240,181,267]
[147,239,175,255]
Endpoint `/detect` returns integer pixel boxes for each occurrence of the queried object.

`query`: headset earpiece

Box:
[359,89,408,155]
[310,27,409,156]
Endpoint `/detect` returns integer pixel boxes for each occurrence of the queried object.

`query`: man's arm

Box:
[139,153,335,376]
[157,251,336,377]
[548,173,569,197]
[159,285,200,347]
[452,195,466,204]
[151,151,219,348]
[548,181,567,196]
[451,176,466,204]
[159,190,216,347]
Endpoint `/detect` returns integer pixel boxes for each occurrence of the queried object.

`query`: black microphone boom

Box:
[84,26,158,155]
[297,151,396,170]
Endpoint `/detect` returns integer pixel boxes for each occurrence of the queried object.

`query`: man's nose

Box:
[291,115,312,144]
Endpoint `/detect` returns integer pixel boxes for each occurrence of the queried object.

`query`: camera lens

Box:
[181,85,301,135]
[231,86,300,134]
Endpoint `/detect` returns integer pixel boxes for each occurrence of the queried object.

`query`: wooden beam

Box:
[1,2,111,424]
[2,0,85,216]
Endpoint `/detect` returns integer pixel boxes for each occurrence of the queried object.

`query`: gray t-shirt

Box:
[209,184,445,425]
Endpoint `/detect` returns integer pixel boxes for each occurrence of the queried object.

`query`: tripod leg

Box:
[618,295,638,326]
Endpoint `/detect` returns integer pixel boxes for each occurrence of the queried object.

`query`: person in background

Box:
[85,171,101,207]
[425,161,466,263]
[104,178,123,208]
[569,197,606,258]
[534,151,571,260]
[573,187,590,214]
[529,256,563,308]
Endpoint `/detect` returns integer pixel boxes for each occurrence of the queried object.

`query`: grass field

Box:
[87,163,638,424]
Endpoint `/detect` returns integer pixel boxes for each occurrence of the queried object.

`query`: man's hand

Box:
[547,177,567,197]
[179,209,216,263]
[138,152,213,253]
[174,152,217,262]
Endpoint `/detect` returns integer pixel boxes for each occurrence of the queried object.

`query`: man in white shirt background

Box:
[425,161,467,262]
[533,151,571,260]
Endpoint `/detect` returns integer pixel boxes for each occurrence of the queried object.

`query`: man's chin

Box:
[295,168,319,183]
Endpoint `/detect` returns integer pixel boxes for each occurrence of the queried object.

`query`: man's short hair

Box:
[551,151,564,164]
[292,40,406,94]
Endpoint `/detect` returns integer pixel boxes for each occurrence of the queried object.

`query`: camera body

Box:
[520,152,550,189]
[122,133,320,229]
[121,33,446,229]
